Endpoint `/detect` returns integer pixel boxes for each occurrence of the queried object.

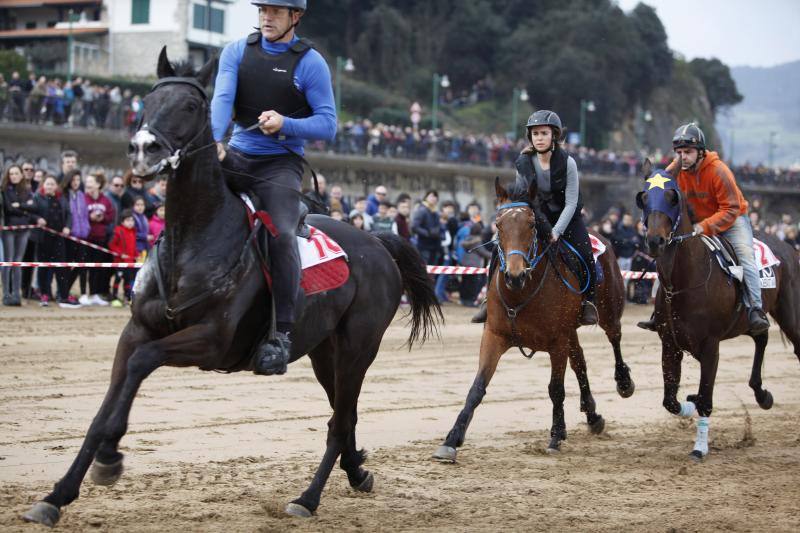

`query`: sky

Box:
[615,0,800,68]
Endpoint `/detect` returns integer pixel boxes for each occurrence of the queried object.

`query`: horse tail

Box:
[374,232,444,348]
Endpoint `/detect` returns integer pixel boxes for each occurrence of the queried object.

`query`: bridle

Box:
[132,76,215,176]
[496,202,547,275]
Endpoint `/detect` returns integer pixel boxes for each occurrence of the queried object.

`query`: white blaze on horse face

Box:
[132,129,157,164]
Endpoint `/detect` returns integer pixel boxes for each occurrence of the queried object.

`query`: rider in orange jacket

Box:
[638,123,770,334]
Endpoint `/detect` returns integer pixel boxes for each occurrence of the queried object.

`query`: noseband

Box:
[133,76,212,176]
[496,202,546,274]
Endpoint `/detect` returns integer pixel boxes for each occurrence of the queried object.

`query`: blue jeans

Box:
[721,215,762,309]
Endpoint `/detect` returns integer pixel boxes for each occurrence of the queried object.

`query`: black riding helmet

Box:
[526,110,562,152]
[251,0,307,42]
[672,122,706,150]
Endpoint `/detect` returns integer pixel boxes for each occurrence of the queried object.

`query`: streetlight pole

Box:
[510,88,529,140]
[579,99,595,147]
[432,73,449,131]
[335,56,354,119]
[768,131,777,168]
[67,9,76,81]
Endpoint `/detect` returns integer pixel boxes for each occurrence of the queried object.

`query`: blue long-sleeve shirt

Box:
[211,34,337,156]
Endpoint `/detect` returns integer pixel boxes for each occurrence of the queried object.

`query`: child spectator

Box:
[330,209,344,221]
[84,173,114,306]
[148,203,165,243]
[349,197,373,231]
[371,201,396,233]
[349,213,365,230]
[131,196,150,259]
[62,168,90,304]
[33,175,80,308]
[109,209,137,306]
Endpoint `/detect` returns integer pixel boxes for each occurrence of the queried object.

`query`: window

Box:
[132,0,150,25]
[193,3,224,34]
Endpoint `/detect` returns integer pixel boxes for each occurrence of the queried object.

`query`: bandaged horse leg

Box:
[692,417,710,459]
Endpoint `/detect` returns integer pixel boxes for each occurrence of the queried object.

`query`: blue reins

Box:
[495,202,589,294]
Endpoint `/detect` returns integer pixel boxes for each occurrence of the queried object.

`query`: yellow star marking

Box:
[646,173,672,190]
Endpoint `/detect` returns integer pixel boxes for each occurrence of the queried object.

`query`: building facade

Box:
[0,0,246,78]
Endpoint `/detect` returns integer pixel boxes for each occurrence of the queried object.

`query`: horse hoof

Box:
[90,458,124,486]
[689,450,705,463]
[432,445,457,463]
[285,502,313,518]
[589,415,605,435]
[617,380,635,398]
[22,501,60,528]
[758,390,774,410]
[354,471,374,493]
[545,446,560,455]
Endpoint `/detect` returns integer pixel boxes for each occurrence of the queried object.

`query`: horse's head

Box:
[494,176,538,291]
[129,47,217,178]
[635,159,684,257]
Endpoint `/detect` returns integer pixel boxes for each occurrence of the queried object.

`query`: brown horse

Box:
[636,160,800,461]
[433,178,634,461]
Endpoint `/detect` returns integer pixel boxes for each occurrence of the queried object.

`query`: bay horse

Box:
[22,50,442,527]
[433,177,634,461]
[636,160,800,461]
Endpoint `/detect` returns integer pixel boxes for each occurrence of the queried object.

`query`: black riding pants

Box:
[553,214,596,302]
[223,148,304,326]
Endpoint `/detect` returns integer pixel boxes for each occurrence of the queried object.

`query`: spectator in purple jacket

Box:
[61,169,90,303]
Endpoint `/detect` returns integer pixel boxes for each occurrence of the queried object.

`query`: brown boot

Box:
[579,300,598,326]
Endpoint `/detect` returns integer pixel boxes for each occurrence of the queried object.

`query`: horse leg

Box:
[286,339,375,517]
[749,333,774,409]
[309,340,372,492]
[23,324,220,527]
[433,329,509,463]
[597,273,635,398]
[546,346,570,453]
[567,331,605,435]
[660,338,686,416]
[686,340,720,462]
[771,292,800,362]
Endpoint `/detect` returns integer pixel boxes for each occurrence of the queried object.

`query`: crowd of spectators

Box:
[0,71,144,133]
[2,147,799,310]
[1,149,164,308]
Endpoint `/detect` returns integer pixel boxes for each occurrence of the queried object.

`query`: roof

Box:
[0,26,107,39]
[0,1,101,7]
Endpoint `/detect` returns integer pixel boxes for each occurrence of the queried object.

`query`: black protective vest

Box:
[515,147,583,222]
[233,32,314,128]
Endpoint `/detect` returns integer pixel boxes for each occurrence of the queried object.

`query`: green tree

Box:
[0,49,28,79]
[688,58,743,112]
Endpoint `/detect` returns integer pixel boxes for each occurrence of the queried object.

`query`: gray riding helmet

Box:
[672,122,706,150]
[251,0,307,9]
[526,110,562,145]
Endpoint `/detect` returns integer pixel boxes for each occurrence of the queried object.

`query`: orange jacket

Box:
[669,151,748,235]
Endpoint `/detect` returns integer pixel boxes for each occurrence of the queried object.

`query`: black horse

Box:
[22,50,442,526]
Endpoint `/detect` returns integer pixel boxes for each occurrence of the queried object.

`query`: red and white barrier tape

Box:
[0,261,659,280]
[0,224,133,259]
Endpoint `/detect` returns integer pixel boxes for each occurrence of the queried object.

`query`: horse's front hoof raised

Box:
[432,445,457,463]
[285,502,313,518]
[90,458,124,486]
[354,471,374,493]
[588,414,605,435]
[689,450,705,463]
[757,390,774,410]
[22,501,61,528]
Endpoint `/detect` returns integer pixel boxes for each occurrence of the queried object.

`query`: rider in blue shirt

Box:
[211,0,336,376]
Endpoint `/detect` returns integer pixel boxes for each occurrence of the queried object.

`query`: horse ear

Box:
[157,46,175,79]
[635,191,646,210]
[641,158,652,179]
[494,176,508,201]
[196,54,218,87]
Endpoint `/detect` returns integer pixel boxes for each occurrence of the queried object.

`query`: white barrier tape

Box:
[0,224,133,259]
[0,261,659,280]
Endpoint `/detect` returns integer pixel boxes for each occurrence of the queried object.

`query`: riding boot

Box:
[748,307,770,335]
[471,247,498,324]
[636,312,657,331]
[253,331,292,376]
[579,254,598,326]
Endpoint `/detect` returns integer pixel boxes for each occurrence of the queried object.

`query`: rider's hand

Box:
[36,218,46,227]
[216,142,226,162]
[62,227,70,236]
[258,110,284,135]
[550,231,560,244]
[693,223,704,236]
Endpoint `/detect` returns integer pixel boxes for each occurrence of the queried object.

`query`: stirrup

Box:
[579,300,598,326]
[253,332,291,376]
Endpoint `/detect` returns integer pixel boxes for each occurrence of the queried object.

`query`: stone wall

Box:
[110,31,188,78]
